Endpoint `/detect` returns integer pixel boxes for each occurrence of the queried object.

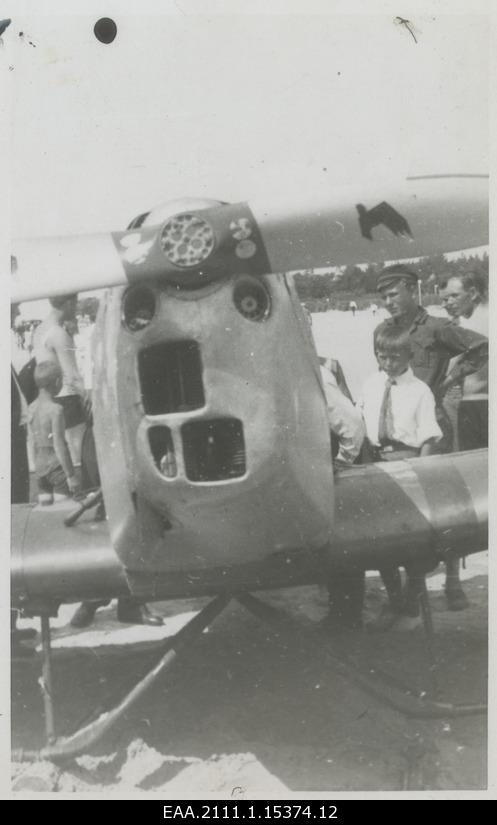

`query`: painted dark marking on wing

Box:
[356,202,412,240]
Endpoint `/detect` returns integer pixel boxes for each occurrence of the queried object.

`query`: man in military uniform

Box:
[374,264,488,612]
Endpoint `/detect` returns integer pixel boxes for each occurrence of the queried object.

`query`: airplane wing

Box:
[10,175,488,304]
[12,449,487,607]
[11,233,128,304]
[251,175,488,273]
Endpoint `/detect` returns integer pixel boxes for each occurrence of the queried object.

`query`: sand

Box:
[11,309,488,796]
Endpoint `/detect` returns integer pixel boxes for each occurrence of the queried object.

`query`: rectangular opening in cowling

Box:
[182,419,246,482]
[138,340,204,415]
[148,425,177,478]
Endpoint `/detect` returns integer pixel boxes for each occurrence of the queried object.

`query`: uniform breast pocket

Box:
[411,345,434,369]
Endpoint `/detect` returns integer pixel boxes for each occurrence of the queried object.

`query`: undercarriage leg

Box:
[236,591,485,718]
[40,614,56,745]
[14,593,231,762]
[418,578,440,698]
[419,579,434,639]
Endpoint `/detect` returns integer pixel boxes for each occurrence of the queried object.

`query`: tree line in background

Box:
[15,255,489,324]
[77,296,100,319]
[294,252,489,312]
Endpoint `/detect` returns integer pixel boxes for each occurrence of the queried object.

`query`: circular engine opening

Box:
[233,276,271,322]
[122,286,156,332]
[160,213,215,268]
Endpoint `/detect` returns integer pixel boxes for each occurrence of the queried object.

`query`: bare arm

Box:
[419,440,437,457]
[437,322,488,387]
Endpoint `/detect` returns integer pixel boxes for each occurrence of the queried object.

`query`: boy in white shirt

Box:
[362,326,442,629]
[362,327,442,461]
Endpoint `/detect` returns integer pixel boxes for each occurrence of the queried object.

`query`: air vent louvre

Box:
[182,419,246,482]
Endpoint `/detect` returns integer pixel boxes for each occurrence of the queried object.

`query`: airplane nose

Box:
[116,202,272,291]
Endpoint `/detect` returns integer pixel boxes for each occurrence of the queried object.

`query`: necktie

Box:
[378,377,396,444]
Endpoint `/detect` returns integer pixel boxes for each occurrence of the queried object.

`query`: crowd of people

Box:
[10,319,40,360]
[10,296,163,648]
[322,264,488,631]
[11,261,489,645]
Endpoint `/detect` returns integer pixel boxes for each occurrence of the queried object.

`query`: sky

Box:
[0,2,495,796]
[4,3,490,240]
[1,1,490,317]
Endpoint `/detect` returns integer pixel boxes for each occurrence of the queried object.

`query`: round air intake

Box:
[233,276,271,322]
[122,285,156,332]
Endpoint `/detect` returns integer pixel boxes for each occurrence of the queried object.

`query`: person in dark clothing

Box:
[11,304,30,503]
[374,266,487,407]
[11,303,37,655]
[374,265,488,611]
[70,425,164,628]
[11,366,30,505]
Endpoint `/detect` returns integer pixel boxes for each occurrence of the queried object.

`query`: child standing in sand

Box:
[28,361,80,504]
[361,325,442,630]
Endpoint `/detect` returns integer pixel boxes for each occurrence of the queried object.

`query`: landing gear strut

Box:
[40,615,56,746]
[13,594,230,763]
[236,592,486,719]
[13,588,485,763]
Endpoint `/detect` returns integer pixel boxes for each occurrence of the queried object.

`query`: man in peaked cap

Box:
[374,263,488,613]
[375,264,487,412]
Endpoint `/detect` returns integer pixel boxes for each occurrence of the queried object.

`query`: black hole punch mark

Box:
[94,18,117,45]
